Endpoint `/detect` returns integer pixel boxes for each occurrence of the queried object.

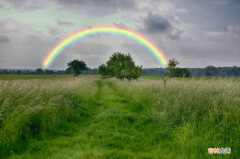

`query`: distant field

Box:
[140,75,240,82]
[0,74,77,80]
[0,76,239,158]
[1,74,239,82]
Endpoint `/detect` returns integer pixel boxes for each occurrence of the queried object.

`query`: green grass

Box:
[0,76,239,158]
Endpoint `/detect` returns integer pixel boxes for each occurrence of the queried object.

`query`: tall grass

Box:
[0,76,239,158]
[115,78,240,157]
[0,77,98,156]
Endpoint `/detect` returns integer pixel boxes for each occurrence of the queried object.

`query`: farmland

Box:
[0,75,239,158]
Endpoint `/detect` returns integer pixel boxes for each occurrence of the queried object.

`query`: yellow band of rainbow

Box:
[42,26,168,69]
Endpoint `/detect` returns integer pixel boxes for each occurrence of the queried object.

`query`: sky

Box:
[0,0,239,70]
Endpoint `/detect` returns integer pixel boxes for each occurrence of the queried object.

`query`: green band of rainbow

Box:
[42,26,168,69]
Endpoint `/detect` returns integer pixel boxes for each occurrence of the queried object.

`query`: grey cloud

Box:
[176,42,240,67]
[52,0,136,17]
[54,0,135,8]
[46,26,64,35]
[1,0,240,68]
[175,8,188,14]
[0,20,5,27]
[168,26,185,40]
[225,25,240,34]
[3,0,137,17]
[137,12,183,40]
[5,0,47,12]
[0,19,57,69]
[55,18,75,28]
[113,22,128,29]
[0,18,113,69]
[141,12,172,33]
[0,33,11,42]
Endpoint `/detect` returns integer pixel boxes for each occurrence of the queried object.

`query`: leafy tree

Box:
[106,52,133,80]
[171,68,191,77]
[132,66,142,81]
[17,70,21,74]
[120,60,135,82]
[99,52,142,81]
[98,64,109,77]
[36,68,44,74]
[67,59,87,76]
[166,58,179,75]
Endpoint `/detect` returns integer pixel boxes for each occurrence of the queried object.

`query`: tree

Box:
[17,70,21,74]
[166,58,179,75]
[36,68,44,74]
[58,70,65,74]
[106,52,133,80]
[45,69,54,74]
[98,52,142,81]
[171,68,191,77]
[120,60,136,82]
[132,66,142,81]
[67,59,87,76]
[98,64,109,77]
[204,66,218,76]
[65,67,74,74]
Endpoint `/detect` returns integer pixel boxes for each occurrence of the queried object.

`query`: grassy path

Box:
[8,79,167,158]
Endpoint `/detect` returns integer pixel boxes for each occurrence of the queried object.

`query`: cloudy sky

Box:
[0,0,239,69]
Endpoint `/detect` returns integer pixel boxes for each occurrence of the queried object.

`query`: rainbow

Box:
[42,26,168,69]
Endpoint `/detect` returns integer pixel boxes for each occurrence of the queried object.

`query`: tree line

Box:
[141,66,240,77]
[1,54,239,77]
[0,67,98,75]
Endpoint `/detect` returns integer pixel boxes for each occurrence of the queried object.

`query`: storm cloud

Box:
[137,12,183,40]
[141,12,172,33]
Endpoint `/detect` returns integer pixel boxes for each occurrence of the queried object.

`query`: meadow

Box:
[0,75,239,158]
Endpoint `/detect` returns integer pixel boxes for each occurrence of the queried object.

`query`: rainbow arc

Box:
[42,26,168,69]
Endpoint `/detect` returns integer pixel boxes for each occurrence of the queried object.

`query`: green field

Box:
[140,75,240,82]
[0,75,239,158]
